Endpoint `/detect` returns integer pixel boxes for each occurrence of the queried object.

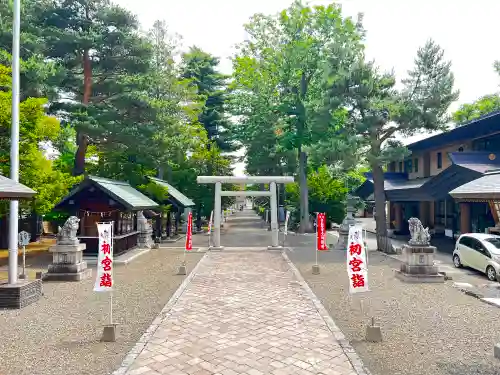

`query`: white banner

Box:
[347,225,369,294]
[284,211,291,235]
[94,222,114,292]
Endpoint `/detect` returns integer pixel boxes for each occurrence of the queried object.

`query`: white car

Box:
[453,233,500,281]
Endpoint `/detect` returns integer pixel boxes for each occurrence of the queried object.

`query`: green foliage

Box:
[324,39,459,246]
[285,166,365,225]
[0,2,238,221]
[0,63,81,216]
[181,46,234,151]
[137,182,171,214]
[452,94,500,124]
[231,1,365,231]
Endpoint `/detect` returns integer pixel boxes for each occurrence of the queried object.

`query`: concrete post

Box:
[213,182,223,250]
[269,182,281,249]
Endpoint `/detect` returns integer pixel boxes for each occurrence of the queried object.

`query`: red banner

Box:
[316,213,328,251]
[185,212,193,251]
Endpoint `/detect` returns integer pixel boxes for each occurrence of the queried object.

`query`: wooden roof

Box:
[55,175,159,211]
[0,175,36,199]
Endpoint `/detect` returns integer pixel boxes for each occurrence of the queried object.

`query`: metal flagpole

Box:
[8,0,21,285]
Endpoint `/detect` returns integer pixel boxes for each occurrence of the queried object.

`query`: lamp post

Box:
[8,0,21,285]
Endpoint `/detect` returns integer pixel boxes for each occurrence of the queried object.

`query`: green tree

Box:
[0,0,62,100]
[35,0,152,176]
[285,166,365,226]
[324,39,459,251]
[231,1,364,232]
[0,63,80,216]
[181,46,234,152]
[452,94,500,124]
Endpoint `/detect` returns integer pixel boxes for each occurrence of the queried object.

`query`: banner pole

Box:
[110,220,114,325]
[315,213,318,266]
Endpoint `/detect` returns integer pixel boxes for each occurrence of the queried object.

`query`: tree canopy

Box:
[323,39,459,249]
[3,0,494,247]
[231,1,365,232]
[0,0,235,224]
[0,62,80,216]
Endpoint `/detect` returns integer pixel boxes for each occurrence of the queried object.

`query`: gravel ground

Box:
[0,248,204,375]
[290,250,500,375]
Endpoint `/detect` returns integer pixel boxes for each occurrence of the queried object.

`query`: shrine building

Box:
[356,111,500,238]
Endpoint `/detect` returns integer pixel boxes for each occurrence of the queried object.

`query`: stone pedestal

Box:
[138,229,153,249]
[365,324,383,342]
[209,246,224,251]
[177,264,187,275]
[494,343,500,360]
[101,324,118,342]
[395,245,445,283]
[44,243,91,282]
[267,246,283,251]
[0,279,43,309]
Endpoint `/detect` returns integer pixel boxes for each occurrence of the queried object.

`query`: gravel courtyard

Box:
[290,249,500,375]
[0,248,204,375]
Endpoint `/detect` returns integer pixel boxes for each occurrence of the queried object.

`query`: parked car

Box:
[453,233,500,281]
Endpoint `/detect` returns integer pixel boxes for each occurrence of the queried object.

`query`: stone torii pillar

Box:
[213,181,222,249]
[197,176,294,250]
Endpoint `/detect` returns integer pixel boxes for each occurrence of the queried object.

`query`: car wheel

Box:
[486,266,497,281]
[453,254,462,268]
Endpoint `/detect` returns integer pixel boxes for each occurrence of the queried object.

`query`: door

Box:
[469,238,490,272]
[457,236,474,266]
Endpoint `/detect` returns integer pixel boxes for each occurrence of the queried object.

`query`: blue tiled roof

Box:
[448,152,500,173]
[356,151,500,201]
[407,111,500,152]
[363,172,408,181]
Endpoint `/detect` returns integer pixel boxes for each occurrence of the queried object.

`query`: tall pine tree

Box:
[181,47,234,152]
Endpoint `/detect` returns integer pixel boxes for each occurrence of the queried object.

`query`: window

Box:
[398,161,403,172]
[405,159,412,173]
[485,238,500,249]
[471,239,488,256]
[459,236,473,248]
[414,158,419,173]
[437,152,442,169]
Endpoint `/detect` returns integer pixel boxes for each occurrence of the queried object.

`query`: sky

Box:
[115,0,500,176]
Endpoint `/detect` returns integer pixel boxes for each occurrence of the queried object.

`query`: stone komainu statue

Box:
[57,216,80,242]
[408,217,431,246]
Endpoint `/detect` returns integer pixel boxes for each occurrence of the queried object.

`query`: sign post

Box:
[94,222,116,342]
[312,213,328,275]
[18,230,30,279]
[346,225,381,342]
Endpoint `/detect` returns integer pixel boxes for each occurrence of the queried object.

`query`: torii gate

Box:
[197,176,295,250]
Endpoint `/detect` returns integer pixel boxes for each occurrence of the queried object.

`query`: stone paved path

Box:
[114,250,368,375]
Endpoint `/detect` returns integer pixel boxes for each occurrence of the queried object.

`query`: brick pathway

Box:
[114,251,368,375]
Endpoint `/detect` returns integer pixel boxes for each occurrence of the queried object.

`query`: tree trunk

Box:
[73,49,92,176]
[370,161,393,253]
[298,149,311,233]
